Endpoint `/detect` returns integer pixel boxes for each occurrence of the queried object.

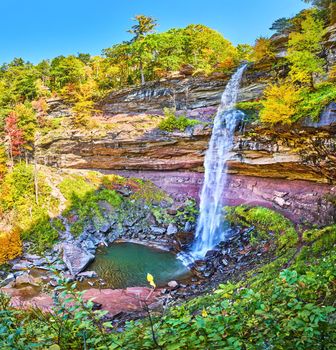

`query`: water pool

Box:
[88,242,191,289]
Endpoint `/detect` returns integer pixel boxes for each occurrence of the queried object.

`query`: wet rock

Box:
[99,223,111,233]
[33,258,47,266]
[0,273,15,287]
[78,271,98,279]
[62,243,95,275]
[150,226,166,235]
[205,250,220,259]
[184,222,193,232]
[168,280,179,289]
[23,253,42,261]
[221,258,229,266]
[167,224,178,236]
[15,273,41,288]
[12,261,33,271]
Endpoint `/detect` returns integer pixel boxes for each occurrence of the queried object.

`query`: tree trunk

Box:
[140,59,145,85]
[330,2,336,25]
[34,154,39,205]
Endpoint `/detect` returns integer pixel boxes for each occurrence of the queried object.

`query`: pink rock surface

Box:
[1,286,161,315]
[113,170,336,226]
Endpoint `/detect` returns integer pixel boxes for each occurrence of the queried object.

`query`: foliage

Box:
[287,10,326,87]
[5,111,24,160]
[128,15,158,85]
[0,215,336,349]
[158,108,199,132]
[21,217,58,254]
[296,82,336,120]
[303,0,336,25]
[14,102,37,150]
[225,205,298,249]
[260,81,303,124]
[0,275,116,349]
[175,199,199,228]
[269,17,294,35]
[252,37,275,62]
[236,44,254,61]
[71,189,122,235]
[0,145,7,179]
[58,174,97,204]
[0,163,58,253]
[130,178,170,205]
[0,229,22,264]
[328,64,336,81]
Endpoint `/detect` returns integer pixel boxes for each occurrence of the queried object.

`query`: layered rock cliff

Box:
[36,112,336,183]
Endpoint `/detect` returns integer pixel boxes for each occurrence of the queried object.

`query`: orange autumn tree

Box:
[0,228,22,264]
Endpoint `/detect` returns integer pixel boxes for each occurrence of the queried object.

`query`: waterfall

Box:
[181,65,247,263]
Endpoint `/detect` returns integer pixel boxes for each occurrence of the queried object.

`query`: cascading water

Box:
[180,65,247,263]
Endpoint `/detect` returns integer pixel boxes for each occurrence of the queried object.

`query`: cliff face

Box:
[36,114,336,184]
[35,108,336,226]
[98,72,267,116]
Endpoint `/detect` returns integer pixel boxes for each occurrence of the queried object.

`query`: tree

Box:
[237,44,254,61]
[183,24,238,73]
[50,55,86,90]
[252,37,275,62]
[14,103,37,152]
[128,15,157,84]
[287,10,326,88]
[71,79,98,127]
[270,17,293,35]
[260,81,303,124]
[303,0,336,25]
[5,111,24,164]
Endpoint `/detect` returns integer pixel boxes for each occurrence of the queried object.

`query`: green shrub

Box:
[226,205,298,249]
[59,175,97,203]
[296,83,336,121]
[22,217,59,254]
[158,108,199,132]
[66,188,122,237]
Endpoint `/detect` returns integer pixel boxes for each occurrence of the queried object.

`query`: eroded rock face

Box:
[112,171,336,227]
[36,120,336,184]
[98,71,267,116]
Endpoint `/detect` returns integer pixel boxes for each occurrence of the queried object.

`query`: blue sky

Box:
[0,0,308,64]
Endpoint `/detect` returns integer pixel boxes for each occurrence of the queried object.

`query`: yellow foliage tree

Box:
[252,37,275,62]
[0,229,22,264]
[260,82,302,124]
[287,10,325,88]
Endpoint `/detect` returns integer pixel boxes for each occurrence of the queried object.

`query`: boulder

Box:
[15,273,41,288]
[0,273,15,287]
[150,226,166,235]
[167,224,178,236]
[62,243,95,275]
[168,280,179,288]
[11,261,33,271]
